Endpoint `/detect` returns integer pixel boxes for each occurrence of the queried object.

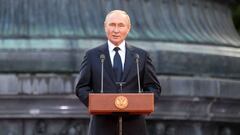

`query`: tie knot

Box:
[113,47,120,52]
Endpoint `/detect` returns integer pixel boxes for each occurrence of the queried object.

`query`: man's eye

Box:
[119,24,125,27]
[109,24,115,27]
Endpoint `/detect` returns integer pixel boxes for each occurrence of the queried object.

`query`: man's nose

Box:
[113,26,120,33]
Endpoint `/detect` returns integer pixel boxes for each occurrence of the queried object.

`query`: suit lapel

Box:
[122,44,135,82]
[98,43,116,83]
[98,43,136,84]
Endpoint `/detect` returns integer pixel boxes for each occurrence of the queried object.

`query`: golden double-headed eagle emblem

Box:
[115,96,128,109]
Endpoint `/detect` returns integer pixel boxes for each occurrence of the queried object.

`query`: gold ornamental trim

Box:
[115,96,128,109]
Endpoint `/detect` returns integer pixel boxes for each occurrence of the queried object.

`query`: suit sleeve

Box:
[142,52,161,99]
[75,52,92,107]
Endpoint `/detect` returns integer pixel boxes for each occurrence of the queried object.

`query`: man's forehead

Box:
[106,15,129,25]
[107,13,128,21]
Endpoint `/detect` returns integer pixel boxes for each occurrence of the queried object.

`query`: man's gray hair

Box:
[104,10,131,26]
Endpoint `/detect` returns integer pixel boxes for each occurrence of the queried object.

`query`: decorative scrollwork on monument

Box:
[34,120,49,135]
[165,125,176,135]
[59,120,86,135]
[155,122,165,135]
[151,122,177,135]
[219,127,232,135]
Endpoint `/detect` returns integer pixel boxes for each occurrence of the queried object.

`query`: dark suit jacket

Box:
[75,43,161,135]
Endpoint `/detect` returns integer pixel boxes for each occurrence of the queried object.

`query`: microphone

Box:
[135,54,141,93]
[100,54,105,93]
[100,54,105,62]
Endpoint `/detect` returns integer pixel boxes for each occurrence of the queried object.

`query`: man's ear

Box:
[128,24,131,33]
[104,22,107,33]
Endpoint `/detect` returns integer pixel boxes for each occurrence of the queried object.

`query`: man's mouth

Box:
[113,35,120,38]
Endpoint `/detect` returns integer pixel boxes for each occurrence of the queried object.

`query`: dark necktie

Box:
[113,47,122,82]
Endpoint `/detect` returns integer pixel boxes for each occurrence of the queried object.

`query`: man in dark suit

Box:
[75,10,161,135]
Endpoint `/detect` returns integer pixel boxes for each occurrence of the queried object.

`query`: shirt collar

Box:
[108,40,126,52]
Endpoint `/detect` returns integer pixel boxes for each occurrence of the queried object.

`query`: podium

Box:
[89,93,154,115]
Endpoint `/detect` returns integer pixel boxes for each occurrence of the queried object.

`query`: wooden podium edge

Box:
[89,93,154,115]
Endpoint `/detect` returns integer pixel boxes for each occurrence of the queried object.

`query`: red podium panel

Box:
[89,93,154,115]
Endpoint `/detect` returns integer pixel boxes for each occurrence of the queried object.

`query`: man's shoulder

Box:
[85,43,107,55]
[127,44,148,55]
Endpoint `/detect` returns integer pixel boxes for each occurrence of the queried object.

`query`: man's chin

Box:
[111,40,122,46]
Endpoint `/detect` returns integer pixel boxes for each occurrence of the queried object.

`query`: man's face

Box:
[104,12,131,46]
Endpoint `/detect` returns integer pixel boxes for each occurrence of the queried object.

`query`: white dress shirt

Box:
[108,40,126,70]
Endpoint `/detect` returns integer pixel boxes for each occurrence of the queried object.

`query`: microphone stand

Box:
[100,54,105,93]
[135,54,141,93]
[119,116,122,135]
[116,82,126,135]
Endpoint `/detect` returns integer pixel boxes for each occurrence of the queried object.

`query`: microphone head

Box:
[135,54,139,59]
[100,54,105,60]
